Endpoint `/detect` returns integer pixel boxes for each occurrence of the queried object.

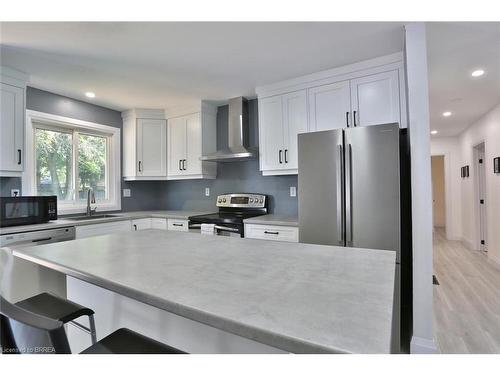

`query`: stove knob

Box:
[222,198,227,203]
[249,198,253,203]
[259,198,264,204]
[218,199,222,203]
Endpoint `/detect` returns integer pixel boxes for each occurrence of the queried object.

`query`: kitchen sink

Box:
[65,214,122,221]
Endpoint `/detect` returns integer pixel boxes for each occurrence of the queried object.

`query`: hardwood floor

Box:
[433,227,500,353]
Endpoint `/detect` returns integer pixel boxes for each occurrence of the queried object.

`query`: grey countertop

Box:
[10,230,396,353]
[243,214,298,226]
[0,210,212,235]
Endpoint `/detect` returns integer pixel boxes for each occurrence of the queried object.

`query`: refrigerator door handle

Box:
[337,144,344,244]
[348,143,354,244]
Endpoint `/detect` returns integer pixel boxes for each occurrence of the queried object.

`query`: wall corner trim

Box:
[410,336,439,354]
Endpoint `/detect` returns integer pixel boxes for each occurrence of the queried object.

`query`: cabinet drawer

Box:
[75,220,131,239]
[131,218,152,231]
[151,218,168,230]
[167,219,189,232]
[244,224,298,243]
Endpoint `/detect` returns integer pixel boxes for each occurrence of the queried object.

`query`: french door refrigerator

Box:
[297,122,412,353]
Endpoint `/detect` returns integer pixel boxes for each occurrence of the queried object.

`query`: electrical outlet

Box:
[290,186,296,197]
[123,188,131,197]
[11,189,20,197]
[205,187,210,197]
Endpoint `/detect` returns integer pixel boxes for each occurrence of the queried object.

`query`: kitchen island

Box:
[8,229,396,354]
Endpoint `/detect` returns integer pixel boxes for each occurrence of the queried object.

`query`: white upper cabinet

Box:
[136,118,167,176]
[122,109,167,180]
[308,80,351,131]
[258,90,307,175]
[1,67,28,176]
[166,103,217,180]
[350,70,400,127]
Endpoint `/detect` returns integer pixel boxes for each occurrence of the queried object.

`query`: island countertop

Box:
[9,230,396,354]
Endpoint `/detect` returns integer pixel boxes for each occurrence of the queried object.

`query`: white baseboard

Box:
[411,336,439,354]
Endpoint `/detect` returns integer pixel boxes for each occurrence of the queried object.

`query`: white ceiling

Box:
[427,22,500,137]
[0,22,405,111]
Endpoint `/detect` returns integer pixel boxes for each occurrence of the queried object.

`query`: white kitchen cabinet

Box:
[1,67,28,176]
[121,109,167,180]
[75,220,132,239]
[151,218,168,230]
[167,219,189,232]
[131,218,152,231]
[244,224,299,243]
[258,90,307,176]
[167,102,217,180]
[308,80,351,132]
[350,70,401,127]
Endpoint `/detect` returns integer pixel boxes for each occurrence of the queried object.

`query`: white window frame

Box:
[23,110,121,214]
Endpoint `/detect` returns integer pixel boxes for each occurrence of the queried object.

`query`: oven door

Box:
[0,196,56,227]
[188,222,243,237]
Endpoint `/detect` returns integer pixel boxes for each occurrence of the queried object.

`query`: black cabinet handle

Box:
[346,112,350,128]
[32,237,52,243]
[264,231,279,235]
[182,159,187,170]
[138,161,142,172]
[17,149,21,165]
[279,150,283,164]
[284,149,288,163]
[353,110,357,127]
[173,223,184,227]
[179,160,182,171]
[133,224,137,231]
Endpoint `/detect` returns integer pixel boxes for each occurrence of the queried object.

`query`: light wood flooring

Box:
[433,227,500,353]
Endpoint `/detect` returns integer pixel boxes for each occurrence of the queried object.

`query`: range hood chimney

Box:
[200,97,258,162]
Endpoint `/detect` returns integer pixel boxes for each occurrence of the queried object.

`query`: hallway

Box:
[433,228,500,353]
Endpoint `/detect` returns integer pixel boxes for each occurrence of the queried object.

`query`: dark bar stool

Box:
[1,295,185,354]
[14,292,97,345]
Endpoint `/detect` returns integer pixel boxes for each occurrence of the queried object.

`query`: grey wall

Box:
[1,88,297,216]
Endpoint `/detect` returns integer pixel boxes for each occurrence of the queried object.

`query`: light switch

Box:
[290,186,296,197]
[205,187,210,197]
[123,188,131,197]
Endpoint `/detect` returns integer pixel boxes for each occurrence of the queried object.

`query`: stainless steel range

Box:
[188,193,268,237]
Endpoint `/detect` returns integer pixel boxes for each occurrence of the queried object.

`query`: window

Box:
[24,111,121,214]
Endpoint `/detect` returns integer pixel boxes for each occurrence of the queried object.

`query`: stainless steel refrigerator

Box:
[298,122,411,353]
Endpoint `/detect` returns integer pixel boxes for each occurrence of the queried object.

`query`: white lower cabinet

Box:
[244,224,299,243]
[131,218,152,231]
[167,219,189,232]
[151,218,168,230]
[75,221,132,239]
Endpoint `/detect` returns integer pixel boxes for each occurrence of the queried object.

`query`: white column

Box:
[404,23,438,353]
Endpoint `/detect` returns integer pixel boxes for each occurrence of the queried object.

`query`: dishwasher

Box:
[0,226,75,303]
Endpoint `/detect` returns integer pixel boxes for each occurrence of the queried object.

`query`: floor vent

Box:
[433,275,440,285]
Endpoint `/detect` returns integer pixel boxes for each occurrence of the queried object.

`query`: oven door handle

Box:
[188,223,240,233]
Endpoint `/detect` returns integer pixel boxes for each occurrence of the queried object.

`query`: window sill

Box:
[58,202,121,216]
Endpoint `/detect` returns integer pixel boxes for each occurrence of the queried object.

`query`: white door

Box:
[308,80,351,132]
[282,90,308,170]
[259,96,284,171]
[167,116,187,176]
[350,70,400,127]
[136,119,166,176]
[0,83,24,172]
[185,112,202,175]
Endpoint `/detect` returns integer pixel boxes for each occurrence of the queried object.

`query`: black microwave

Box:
[0,196,57,227]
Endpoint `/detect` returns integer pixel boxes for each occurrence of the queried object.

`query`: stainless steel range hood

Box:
[200,97,258,162]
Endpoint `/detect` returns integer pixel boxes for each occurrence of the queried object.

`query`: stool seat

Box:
[81,328,185,354]
[15,292,94,323]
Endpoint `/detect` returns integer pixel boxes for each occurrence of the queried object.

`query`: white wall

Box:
[431,104,500,263]
[430,137,462,240]
[404,23,437,353]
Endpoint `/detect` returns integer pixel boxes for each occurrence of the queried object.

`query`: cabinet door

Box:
[350,70,400,127]
[185,112,202,175]
[282,90,308,170]
[167,116,186,176]
[136,119,166,176]
[258,96,284,171]
[0,83,24,172]
[131,218,152,231]
[308,80,351,132]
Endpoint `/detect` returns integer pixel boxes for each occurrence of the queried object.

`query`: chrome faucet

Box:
[86,188,97,216]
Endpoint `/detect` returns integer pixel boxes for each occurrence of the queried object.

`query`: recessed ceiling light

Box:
[442,111,452,117]
[85,92,96,98]
[471,69,485,77]
[431,130,438,135]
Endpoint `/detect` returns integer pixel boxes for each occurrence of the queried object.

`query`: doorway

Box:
[474,142,487,252]
[431,155,446,231]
